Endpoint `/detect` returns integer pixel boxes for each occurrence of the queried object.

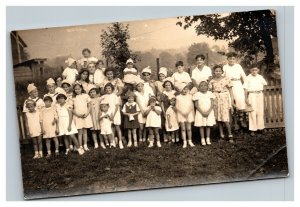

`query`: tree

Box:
[100,22,139,76]
[177,10,277,68]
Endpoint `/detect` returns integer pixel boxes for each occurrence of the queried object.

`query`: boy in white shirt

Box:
[62,58,78,84]
[244,66,267,136]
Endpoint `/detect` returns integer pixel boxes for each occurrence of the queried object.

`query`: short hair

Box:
[104,82,115,92]
[61,82,71,87]
[195,54,206,60]
[25,100,36,108]
[175,61,184,67]
[55,76,63,82]
[43,96,53,102]
[249,64,259,70]
[226,52,238,58]
[162,80,174,89]
[97,60,104,65]
[104,67,115,76]
[199,80,208,86]
[82,48,91,54]
[56,93,67,101]
[213,64,224,72]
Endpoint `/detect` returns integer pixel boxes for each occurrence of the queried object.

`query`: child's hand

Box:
[52,119,56,126]
[68,125,71,132]
[245,99,251,106]
[55,128,59,135]
[42,129,46,135]
[168,124,172,129]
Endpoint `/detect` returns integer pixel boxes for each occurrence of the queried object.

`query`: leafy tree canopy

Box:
[177,10,277,66]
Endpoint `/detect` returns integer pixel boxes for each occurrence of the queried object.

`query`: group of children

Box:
[23,49,268,159]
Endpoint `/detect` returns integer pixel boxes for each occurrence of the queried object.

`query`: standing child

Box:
[122,92,140,147]
[134,79,154,143]
[61,79,73,102]
[191,54,212,93]
[176,84,195,148]
[155,67,168,97]
[223,52,247,128]
[99,98,115,147]
[63,58,78,84]
[78,48,98,69]
[103,83,125,149]
[24,100,43,159]
[141,66,156,95]
[172,61,193,93]
[44,78,60,106]
[193,81,216,145]
[243,66,267,136]
[123,58,140,93]
[94,60,106,88]
[209,65,235,143]
[56,93,84,155]
[40,96,59,157]
[87,62,97,84]
[72,82,93,151]
[87,85,104,149]
[144,96,162,148]
[165,95,179,143]
[23,83,45,113]
[55,76,63,90]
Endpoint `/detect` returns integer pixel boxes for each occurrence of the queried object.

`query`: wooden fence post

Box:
[156,58,160,79]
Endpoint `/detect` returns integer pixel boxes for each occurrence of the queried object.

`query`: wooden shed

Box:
[13,58,47,82]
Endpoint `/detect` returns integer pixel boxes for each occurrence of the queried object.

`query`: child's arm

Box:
[204,98,214,117]
[167,114,172,129]
[84,102,91,118]
[55,117,59,135]
[144,106,152,116]
[228,87,236,108]
[153,106,162,116]
[244,88,250,106]
[24,114,30,137]
[67,110,73,132]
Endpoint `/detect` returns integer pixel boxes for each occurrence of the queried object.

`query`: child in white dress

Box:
[103,83,125,149]
[25,100,43,159]
[87,62,97,84]
[56,93,84,155]
[141,66,156,95]
[40,96,59,157]
[63,58,78,84]
[172,61,193,93]
[134,79,154,143]
[155,67,168,97]
[223,52,247,128]
[193,81,216,146]
[165,95,179,143]
[94,60,106,88]
[144,96,162,148]
[123,58,140,93]
[87,85,104,149]
[101,67,124,96]
[244,66,267,136]
[176,83,195,148]
[72,82,93,151]
[23,83,45,113]
[76,68,94,93]
[99,98,115,147]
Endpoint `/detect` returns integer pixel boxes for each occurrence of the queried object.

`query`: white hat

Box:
[159,67,168,77]
[46,78,55,86]
[65,57,76,67]
[61,79,72,86]
[163,77,174,85]
[126,58,134,64]
[176,82,189,92]
[27,83,37,93]
[100,96,109,105]
[87,84,97,93]
[142,66,152,74]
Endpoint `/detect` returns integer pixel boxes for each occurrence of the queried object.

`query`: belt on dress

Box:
[214,91,228,93]
[248,90,263,93]
[231,78,240,81]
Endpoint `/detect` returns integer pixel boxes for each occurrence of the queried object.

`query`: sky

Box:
[18,16,229,60]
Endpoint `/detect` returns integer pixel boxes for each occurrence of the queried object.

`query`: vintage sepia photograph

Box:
[10,9,289,199]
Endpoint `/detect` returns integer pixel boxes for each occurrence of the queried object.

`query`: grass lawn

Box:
[20,128,288,200]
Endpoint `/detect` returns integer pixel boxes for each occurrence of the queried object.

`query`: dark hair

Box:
[25,100,36,107]
[61,82,71,87]
[55,76,63,82]
[249,64,259,70]
[175,61,184,67]
[195,54,206,60]
[56,93,67,101]
[88,87,97,94]
[104,67,115,76]
[82,48,91,54]
[162,80,174,89]
[73,82,85,96]
[213,64,224,72]
[77,68,90,83]
[104,82,115,92]
[43,96,53,102]
[226,52,237,58]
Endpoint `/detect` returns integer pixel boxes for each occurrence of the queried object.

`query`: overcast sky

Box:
[18,16,228,60]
